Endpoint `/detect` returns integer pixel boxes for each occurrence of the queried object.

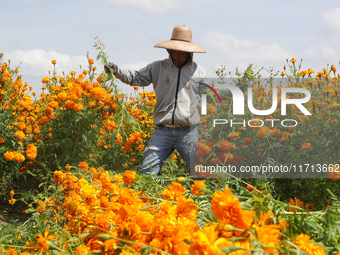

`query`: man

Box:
[105,25,206,177]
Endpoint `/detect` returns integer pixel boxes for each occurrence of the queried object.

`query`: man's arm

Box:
[105,62,152,87]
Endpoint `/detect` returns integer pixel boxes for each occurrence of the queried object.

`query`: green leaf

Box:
[220,246,248,254]
[0,235,10,244]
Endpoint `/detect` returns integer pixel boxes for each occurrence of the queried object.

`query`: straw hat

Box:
[154,25,206,53]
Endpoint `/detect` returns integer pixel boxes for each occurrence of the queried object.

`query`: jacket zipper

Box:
[172,66,182,125]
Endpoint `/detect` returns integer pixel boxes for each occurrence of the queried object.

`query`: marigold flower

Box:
[14,151,25,162]
[289,198,304,212]
[211,187,255,230]
[229,132,239,139]
[53,170,64,185]
[88,59,94,65]
[301,143,311,149]
[79,161,89,171]
[295,233,326,254]
[9,198,16,205]
[123,170,136,185]
[0,137,4,143]
[38,116,49,125]
[14,131,26,140]
[42,76,51,84]
[244,137,252,144]
[162,182,186,201]
[37,200,46,213]
[51,60,57,65]
[191,180,206,196]
[4,151,14,161]
[26,144,37,159]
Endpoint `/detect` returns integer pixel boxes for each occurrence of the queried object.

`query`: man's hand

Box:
[104,62,117,74]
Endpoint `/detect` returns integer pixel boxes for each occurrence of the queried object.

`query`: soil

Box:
[0,173,42,225]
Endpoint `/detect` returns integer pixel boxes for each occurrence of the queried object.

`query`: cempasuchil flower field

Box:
[0,48,340,255]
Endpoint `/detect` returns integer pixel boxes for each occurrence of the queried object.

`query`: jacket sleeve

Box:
[113,64,153,87]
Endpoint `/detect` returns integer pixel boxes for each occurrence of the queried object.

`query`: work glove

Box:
[104,62,118,74]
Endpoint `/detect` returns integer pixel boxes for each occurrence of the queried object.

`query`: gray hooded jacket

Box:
[113,54,207,126]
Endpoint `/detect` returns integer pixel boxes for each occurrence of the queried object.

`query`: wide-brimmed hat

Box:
[154,25,206,53]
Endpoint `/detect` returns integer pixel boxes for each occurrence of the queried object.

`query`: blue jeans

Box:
[139,125,200,175]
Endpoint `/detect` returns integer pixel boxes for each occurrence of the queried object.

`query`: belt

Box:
[157,124,190,128]
[156,124,193,128]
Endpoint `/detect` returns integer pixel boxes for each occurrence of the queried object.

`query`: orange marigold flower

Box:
[229,132,239,139]
[162,182,186,201]
[289,198,304,212]
[290,57,296,63]
[295,233,326,255]
[26,144,37,159]
[42,76,51,84]
[4,151,15,161]
[305,203,317,212]
[37,200,46,213]
[79,161,88,171]
[217,140,236,151]
[257,126,269,138]
[191,180,206,196]
[9,198,16,205]
[14,151,25,162]
[53,170,64,185]
[247,184,254,191]
[0,138,4,143]
[123,170,136,185]
[211,187,255,230]
[189,223,234,254]
[14,131,26,140]
[301,143,311,149]
[38,116,49,125]
[51,60,57,65]
[88,59,94,65]
[34,228,55,253]
[244,137,252,144]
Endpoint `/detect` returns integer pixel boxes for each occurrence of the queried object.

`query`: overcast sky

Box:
[2,0,340,95]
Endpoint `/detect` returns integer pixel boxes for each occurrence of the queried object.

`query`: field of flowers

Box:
[0,48,340,255]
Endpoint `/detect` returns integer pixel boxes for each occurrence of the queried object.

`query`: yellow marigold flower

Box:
[191,180,206,196]
[301,143,311,149]
[4,151,15,161]
[123,170,136,185]
[290,57,296,63]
